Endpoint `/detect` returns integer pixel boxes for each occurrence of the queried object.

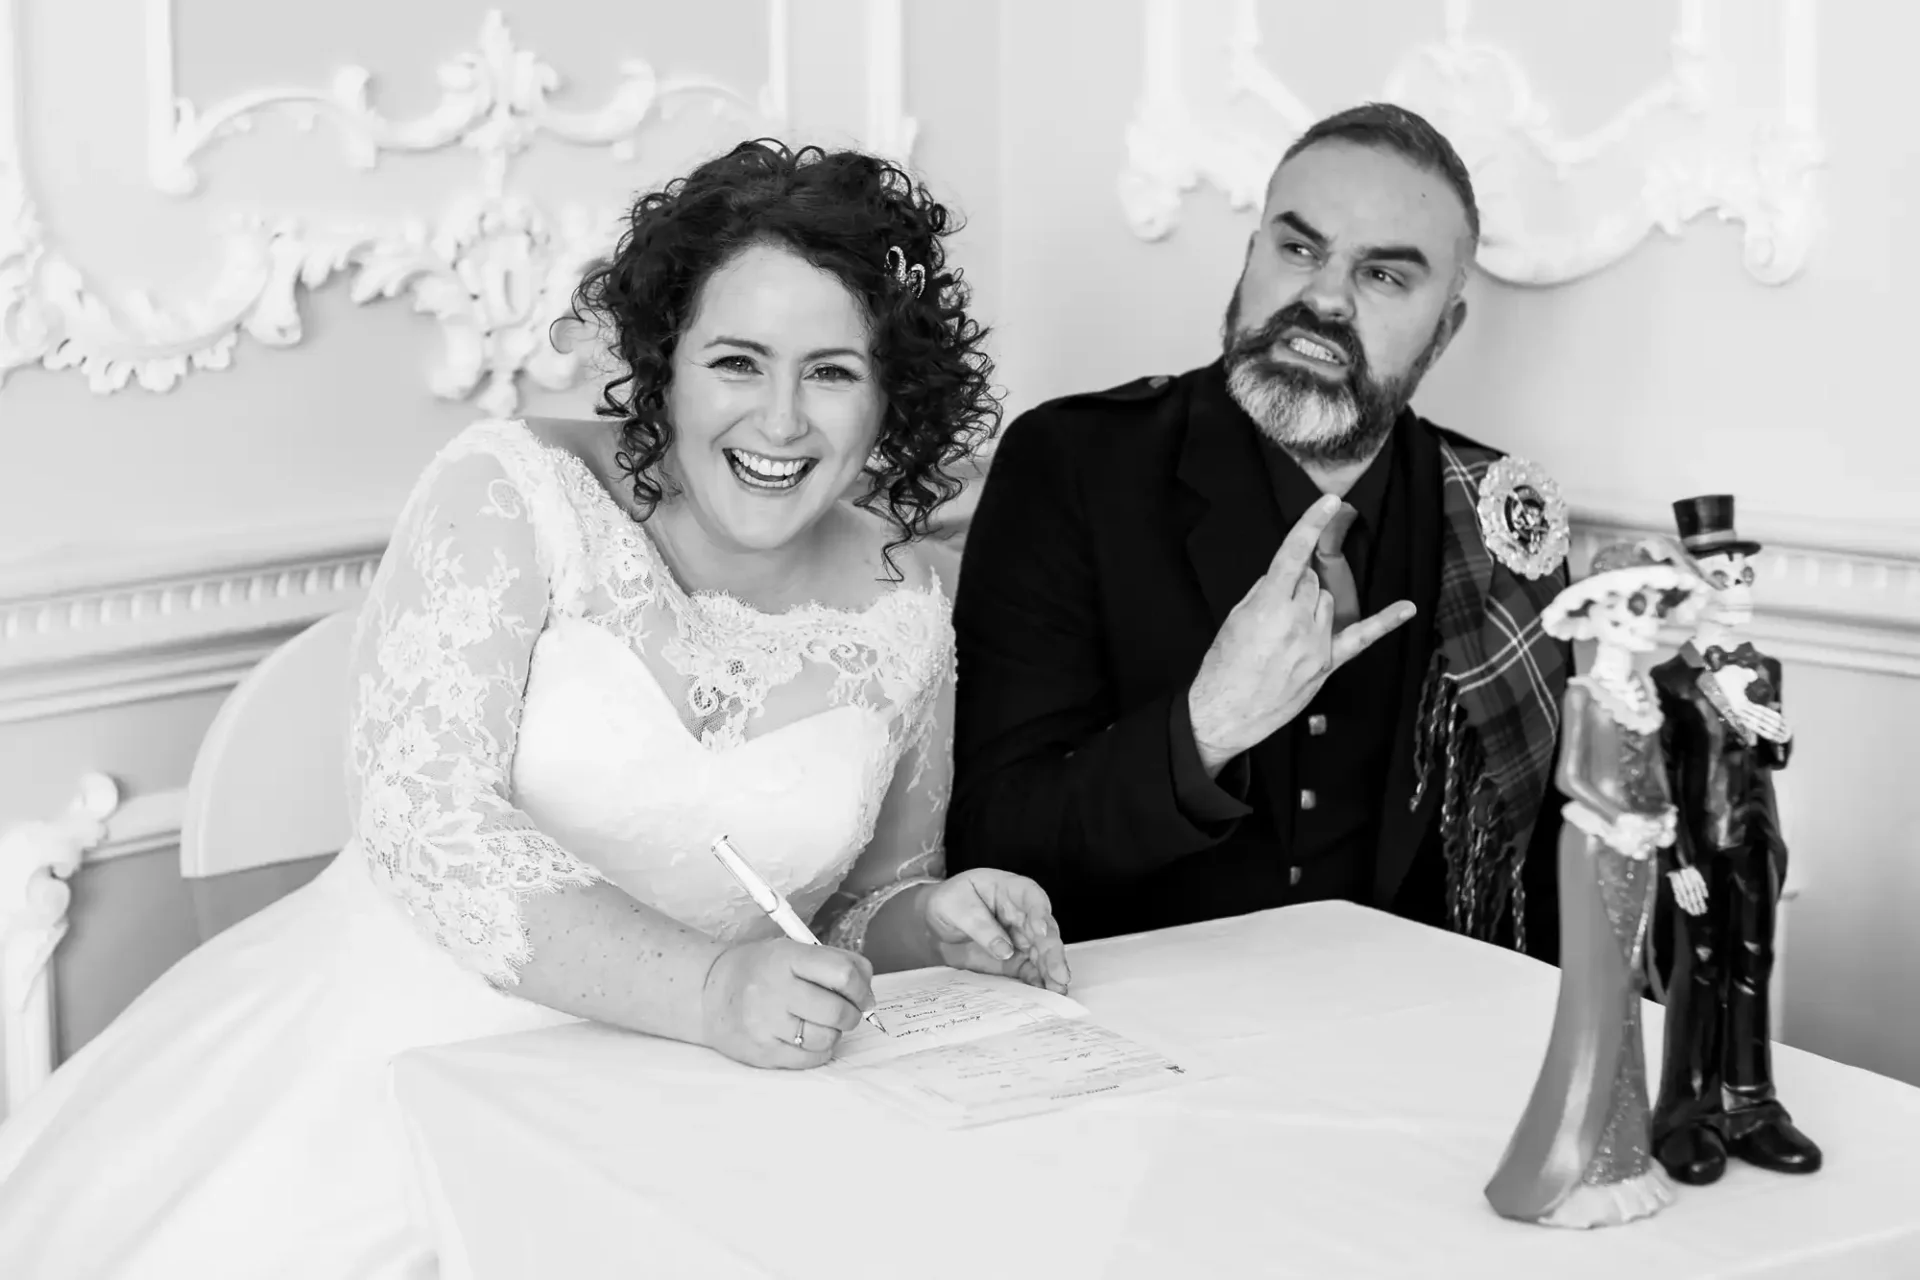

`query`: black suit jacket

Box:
[946,364,1564,955]
[1651,650,1791,873]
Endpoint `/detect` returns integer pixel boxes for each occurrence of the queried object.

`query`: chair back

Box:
[181,610,358,881]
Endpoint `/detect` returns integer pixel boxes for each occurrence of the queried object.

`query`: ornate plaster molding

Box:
[142,3,795,198]
[1119,0,1824,286]
[0,0,914,413]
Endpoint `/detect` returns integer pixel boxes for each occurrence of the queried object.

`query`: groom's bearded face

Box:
[1222,141,1469,465]
[1222,293,1445,466]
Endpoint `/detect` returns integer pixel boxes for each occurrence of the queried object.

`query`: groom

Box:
[946,103,1573,958]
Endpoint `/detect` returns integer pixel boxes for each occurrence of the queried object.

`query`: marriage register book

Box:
[826,968,1195,1128]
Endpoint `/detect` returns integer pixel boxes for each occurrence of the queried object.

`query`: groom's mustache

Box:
[1226,302,1369,386]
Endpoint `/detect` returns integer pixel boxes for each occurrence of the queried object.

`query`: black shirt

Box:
[1259,426,1396,598]
[1166,419,1416,896]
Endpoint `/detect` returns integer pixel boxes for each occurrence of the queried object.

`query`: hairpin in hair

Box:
[885,245,927,299]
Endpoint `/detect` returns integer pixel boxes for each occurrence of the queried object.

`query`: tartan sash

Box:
[1411,439,1571,949]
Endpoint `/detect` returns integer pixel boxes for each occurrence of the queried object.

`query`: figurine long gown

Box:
[1485,676,1677,1227]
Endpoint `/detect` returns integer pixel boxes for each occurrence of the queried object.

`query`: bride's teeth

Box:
[727,450,810,486]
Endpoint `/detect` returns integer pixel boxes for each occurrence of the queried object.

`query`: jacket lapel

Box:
[1371,416,1444,907]
[1175,366,1292,821]
[1176,365,1286,629]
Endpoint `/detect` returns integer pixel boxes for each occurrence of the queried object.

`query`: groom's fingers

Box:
[1037,937,1072,992]
[939,886,1017,961]
[998,880,1072,992]
[1330,600,1417,670]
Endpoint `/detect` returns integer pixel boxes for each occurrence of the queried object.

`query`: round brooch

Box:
[1476,456,1569,580]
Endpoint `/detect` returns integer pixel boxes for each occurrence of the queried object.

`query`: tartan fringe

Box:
[1409,649,1449,814]
[1410,655,1528,953]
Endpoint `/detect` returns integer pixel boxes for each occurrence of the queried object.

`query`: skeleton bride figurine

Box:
[1485,539,1706,1228]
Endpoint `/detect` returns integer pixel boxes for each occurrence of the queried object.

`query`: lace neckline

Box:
[500,418,944,625]
[1573,668,1662,735]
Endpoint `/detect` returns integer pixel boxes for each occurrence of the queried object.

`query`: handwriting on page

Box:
[836,974,1083,1065]
[829,970,1195,1126]
[876,1019,1187,1115]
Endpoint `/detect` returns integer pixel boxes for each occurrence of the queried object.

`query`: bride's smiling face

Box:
[662,242,885,553]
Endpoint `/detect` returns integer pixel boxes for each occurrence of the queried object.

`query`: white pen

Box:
[710,835,887,1034]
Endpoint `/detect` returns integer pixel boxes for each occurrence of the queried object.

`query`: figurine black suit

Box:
[1649,495,1822,1184]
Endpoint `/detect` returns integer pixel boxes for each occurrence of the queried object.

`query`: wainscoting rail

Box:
[1570,505,1920,679]
[0,519,388,724]
[2,500,1918,729]
[0,499,1902,1118]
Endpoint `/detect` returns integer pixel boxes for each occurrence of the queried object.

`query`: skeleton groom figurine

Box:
[1649,495,1823,1184]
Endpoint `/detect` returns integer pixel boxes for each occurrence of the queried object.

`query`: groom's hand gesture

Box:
[1186,493,1417,775]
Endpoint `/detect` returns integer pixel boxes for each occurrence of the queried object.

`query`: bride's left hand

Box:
[922,870,1071,994]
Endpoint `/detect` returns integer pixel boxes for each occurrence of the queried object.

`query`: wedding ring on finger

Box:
[790,1018,807,1049]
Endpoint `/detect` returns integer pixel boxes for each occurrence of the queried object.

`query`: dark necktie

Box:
[1313,502,1361,630]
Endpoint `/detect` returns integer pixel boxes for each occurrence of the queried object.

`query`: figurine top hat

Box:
[1672,494,1762,559]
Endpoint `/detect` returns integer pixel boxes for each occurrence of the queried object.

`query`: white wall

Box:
[2,1,1917,1107]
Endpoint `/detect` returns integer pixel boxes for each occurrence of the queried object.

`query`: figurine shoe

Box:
[1654,1124,1727,1185]
[1728,1116,1823,1175]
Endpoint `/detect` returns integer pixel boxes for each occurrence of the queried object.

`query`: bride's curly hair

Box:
[566,139,998,576]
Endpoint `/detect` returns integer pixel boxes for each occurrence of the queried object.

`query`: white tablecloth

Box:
[392,902,1920,1279]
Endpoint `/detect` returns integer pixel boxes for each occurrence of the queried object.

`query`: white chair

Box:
[178,610,359,939]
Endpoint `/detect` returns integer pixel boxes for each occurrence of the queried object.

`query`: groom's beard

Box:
[1222,295,1443,466]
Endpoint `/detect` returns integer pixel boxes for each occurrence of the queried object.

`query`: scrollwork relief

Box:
[0,0,914,410]
[1119,0,1823,286]
[145,4,771,198]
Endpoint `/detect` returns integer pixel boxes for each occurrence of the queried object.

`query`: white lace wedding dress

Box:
[0,419,956,1279]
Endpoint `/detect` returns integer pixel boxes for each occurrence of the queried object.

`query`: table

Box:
[392,902,1920,1279]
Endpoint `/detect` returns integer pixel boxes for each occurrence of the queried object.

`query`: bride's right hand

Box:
[698,938,877,1069]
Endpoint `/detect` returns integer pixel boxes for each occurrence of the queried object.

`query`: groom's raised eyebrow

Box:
[1274,211,1431,271]
[1274,211,1328,247]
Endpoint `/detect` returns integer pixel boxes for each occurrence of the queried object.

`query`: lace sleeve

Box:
[346,447,600,986]
[816,632,955,955]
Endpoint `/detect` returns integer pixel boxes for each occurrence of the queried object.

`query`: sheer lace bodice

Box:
[345,419,954,986]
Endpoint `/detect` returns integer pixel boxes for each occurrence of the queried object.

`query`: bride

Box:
[0,140,1069,1279]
